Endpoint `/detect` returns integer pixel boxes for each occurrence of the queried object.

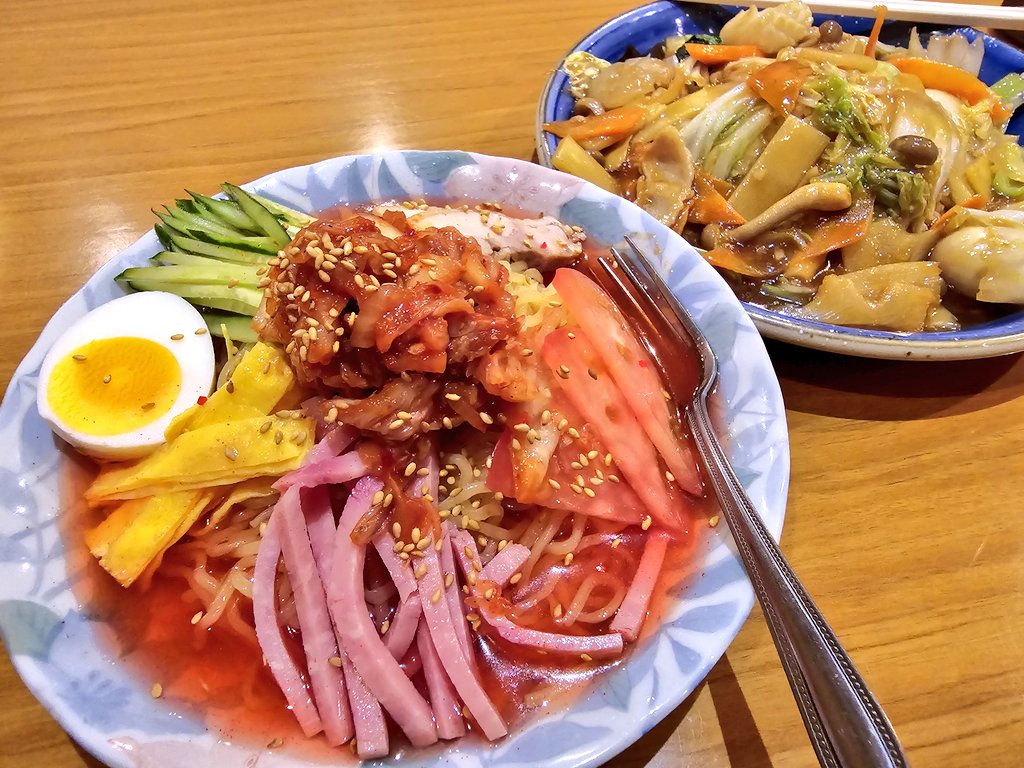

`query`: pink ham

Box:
[303,425,357,465]
[252,512,323,738]
[371,530,418,602]
[480,543,530,587]
[610,531,670,641]
[417,617,466,740]
[479,606,624,660]
[326,478,438,748]
[440,529,476,668]
[277,486,354,746]
[274,452,368,492]
[417,535,507,740]
[383,596,422,661]
[341,653,389,759]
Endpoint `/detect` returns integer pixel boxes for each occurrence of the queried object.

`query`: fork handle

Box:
[688,403,910,768]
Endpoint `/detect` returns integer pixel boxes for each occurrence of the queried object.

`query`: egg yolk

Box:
[47,337,182,436]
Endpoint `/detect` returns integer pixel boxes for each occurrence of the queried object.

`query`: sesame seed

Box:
[605,453,613,466]
[141,401,156,410]
[568,428,581,439]
[548,478,561,490]
[557,366,570,379]
[553,603,563,618]
[665,471,676,483]
[170,333,185,341]
[564,553,574,566]
[641,516,652,530]
[275,430,284,445]
[709,515,720,528]
[608,474,620,483]
[510,572,522,585]
[580,653,593,662]
[102,374,111,384]
[151,683,163,699]
[72,354,87,362]
[511,438,521,451]
[583,487,596,498]
[445,572,454,588]
[328,656,342,668]
[389,419,405,430]
[587,450,599,460]
[226,381,235,394]
[404,461,417,477]
[372,490,385,506]
[431,589,442,604]
[611,537,621,548]
[194,327,208,335]
[484,588,495,600]
[268,738,284,749]
[225,446,238,461]
[442,416,454,429]
[445,393,461,401]
[569,483,583,494]
[380,619,391,634]
[392,522,402,538]
[393,540,405,553]
[415,563,428,579]
[479,412,494,425]
[513,423,530,433]
[190,611,203,625]
[587,368,598,379]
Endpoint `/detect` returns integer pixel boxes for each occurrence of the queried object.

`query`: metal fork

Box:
[601,236,910,768]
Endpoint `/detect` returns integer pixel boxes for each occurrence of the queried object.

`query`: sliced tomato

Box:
[541,327,687,531]
[486,401,644,525]
[551,269,702,495]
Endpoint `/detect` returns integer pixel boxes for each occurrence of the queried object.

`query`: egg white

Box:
[37,291,216,460]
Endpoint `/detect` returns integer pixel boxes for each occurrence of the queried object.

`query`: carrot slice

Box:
[544,106,646,143]
[865,5,887,58]
[930,193,986,231]
[748,59,812,115]
[784,196,873,280]
[703,246,771,278]
[690,171,746,226]
[888,57,1005,120]
[684,43,762,65]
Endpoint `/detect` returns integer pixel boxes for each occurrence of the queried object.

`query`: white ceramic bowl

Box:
[0,151,789,768]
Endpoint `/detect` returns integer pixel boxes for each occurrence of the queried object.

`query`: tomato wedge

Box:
[550,269,701,495]
[541,327,686,531]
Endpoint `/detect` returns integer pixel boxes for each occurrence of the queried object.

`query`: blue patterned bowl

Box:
[536,1,1024,361]
[0,151,789,768]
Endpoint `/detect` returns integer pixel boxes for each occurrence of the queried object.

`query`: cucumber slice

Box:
[222,183,291,247]
[151,251,219,267]
[118,276,262,315]
[156,225,267,265]
[119,264,260,288]
[202,312,260,344]
[247,191,315,228]
[158,208,279,254]
[188,191,260,232]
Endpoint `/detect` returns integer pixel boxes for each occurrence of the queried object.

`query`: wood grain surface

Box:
[1,1,1022,767]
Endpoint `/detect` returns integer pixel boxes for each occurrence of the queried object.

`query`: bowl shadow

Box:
[767,341,1024,422]
[603,653,773,768]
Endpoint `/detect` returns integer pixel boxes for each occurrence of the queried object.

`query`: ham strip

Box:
[303,424,357,465]
[372,530,418,602]
[441,529,476,666]
[277,486,354,746]
[341,653,389,759]
[327,478,438,748]
[479,607,624,659]
[417,534,507,740]
[301,486,337,571]
[480,543,530,587]
[383,595,423,661]
[610,531,670,642]
[274,452,368,492]
[417,617,466,740]
[252,512,323,738]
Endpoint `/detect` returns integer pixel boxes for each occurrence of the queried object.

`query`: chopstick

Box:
[679,0,1024,31]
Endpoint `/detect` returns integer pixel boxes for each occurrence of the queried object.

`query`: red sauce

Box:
[56,201,720,759]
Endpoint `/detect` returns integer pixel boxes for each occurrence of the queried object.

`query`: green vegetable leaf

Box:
[991,73,1024,112]
[676,33,723,57]
[809,72,885,151]
[819,148,930,220]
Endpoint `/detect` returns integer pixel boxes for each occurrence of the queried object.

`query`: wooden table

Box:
[2,1,1022,766]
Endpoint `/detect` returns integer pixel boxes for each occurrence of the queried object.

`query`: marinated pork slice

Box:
[374,204,585,270]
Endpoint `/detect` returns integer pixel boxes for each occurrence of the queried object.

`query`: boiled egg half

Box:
[37,291,215,460]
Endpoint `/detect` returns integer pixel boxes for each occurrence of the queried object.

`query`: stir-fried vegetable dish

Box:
[546,1,1024,332]
[38,181,708,758]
